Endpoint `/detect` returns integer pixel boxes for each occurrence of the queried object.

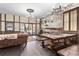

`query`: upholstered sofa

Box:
[0,33,28,48]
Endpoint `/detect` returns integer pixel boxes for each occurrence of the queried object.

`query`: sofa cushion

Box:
[0,35,5,40]
[0,34,18,39]
[5,34,18,39]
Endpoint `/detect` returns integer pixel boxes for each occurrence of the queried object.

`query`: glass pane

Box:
[25,24,29,32]
[29,18,36,23]
[15,16,19,22]
[14,23,19,31]
[1,14,5,21]
[1,22,5,31]
[37,24,40,34]
[28,24,32,34]
[37,19,40,23]
[64,12,69,31]
[6,14,13,21]
[6,22,14,31]
[33,24,36,34]
[20,23,25,32]
[70,10,77,31]
[20,16,28,23]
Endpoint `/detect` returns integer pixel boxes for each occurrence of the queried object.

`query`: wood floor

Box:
[0,36,56,56]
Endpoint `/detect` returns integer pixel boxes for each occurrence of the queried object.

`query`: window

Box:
[1,22,5,31]
[6,14,13,21]
[6,22,14,31]
[15,16,19,22]
[20,23,25,32]
[14,23,19,31]
[64,12,69,31]
[70,10,77,31]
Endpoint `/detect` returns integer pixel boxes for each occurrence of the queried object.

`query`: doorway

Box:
[28,23,40,35]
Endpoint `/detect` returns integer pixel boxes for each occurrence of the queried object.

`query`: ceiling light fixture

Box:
[26,8,34,16]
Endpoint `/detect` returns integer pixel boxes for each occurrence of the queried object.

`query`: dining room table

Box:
[38,33,78,52]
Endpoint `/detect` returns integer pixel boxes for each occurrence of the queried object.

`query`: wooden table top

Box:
[39,33,77,40]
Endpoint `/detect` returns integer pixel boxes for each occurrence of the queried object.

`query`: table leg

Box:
[64,38,67,46]
[41,40,45,48]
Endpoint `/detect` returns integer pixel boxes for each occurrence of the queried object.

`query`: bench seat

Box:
[57,44,79,56]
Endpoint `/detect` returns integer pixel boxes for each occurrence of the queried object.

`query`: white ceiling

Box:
[0,3,70,18]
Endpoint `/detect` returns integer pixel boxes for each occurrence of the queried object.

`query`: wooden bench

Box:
[57,44,79,56]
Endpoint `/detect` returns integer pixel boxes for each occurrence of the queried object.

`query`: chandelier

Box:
[26,9,34,18]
